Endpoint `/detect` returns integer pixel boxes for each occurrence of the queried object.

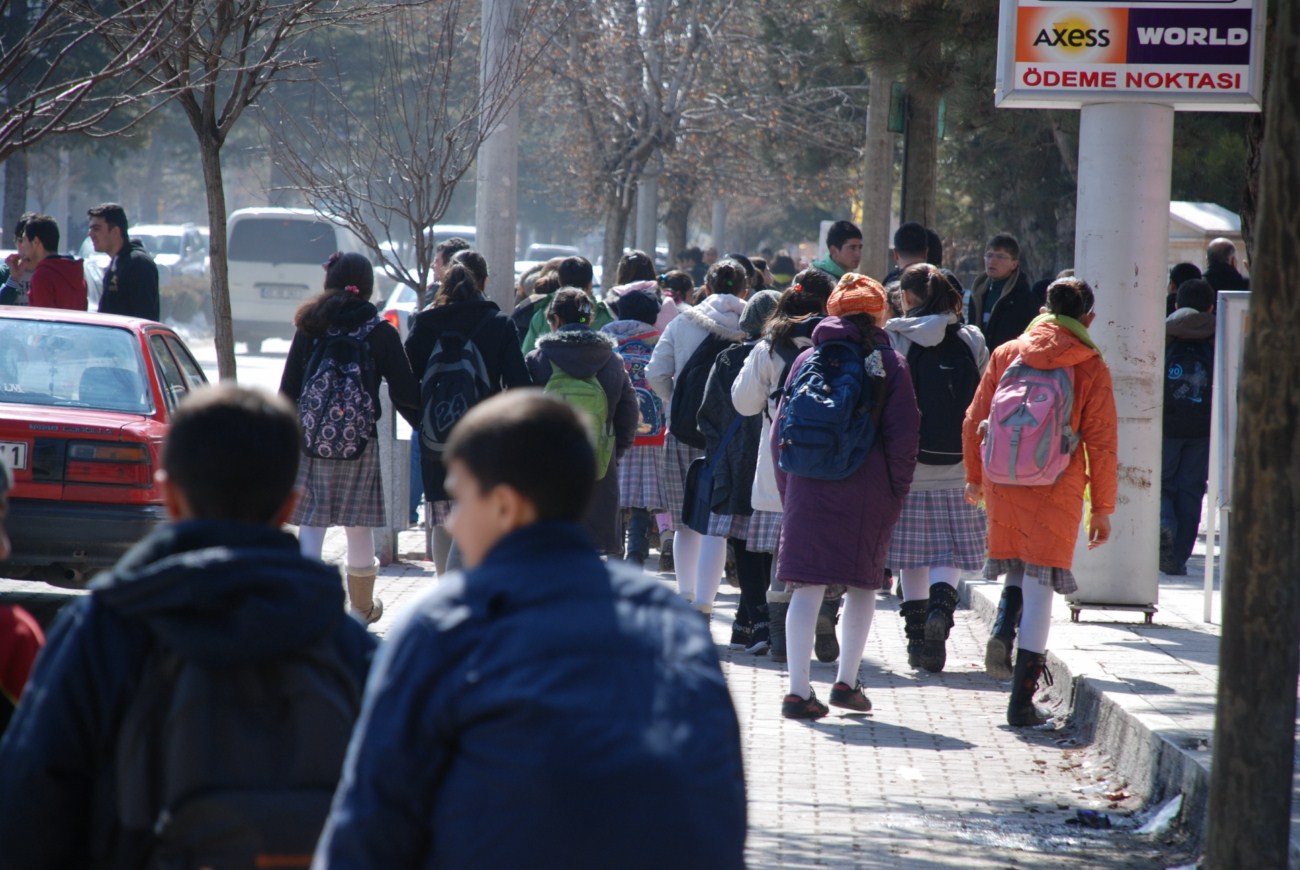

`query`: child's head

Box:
[161,386,301,525]
[443,390,595,567]
[547,287,595,328]
[1045,277,1095,322]
[898,263,962,317]
[1175,278,1215,313]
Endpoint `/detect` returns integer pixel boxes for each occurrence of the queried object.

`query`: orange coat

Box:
[962,322,1118,569]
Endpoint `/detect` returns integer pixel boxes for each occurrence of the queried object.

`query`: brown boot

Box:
[346,564,383,625]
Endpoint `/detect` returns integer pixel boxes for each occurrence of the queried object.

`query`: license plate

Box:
[259,284,309,300]
[0,441,27,470]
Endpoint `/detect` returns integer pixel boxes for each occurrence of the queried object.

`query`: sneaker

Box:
[728,621,752,650]
[829,680,872,712]
[745,622,770,655]
[781,691,829,720]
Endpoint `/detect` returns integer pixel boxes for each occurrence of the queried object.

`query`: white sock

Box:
[835,588,877,686]
[343,526,376,572]
[692,535,729,613]
[1018,576,1055,653]
[1004,564,1025,589]
[899,567,931,603]
[674,529,702,602]
[298,526,326,560]
[929,565,960,588]
[786,586,823,699]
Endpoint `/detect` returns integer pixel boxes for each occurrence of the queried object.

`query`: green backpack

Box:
[545,363,615,479]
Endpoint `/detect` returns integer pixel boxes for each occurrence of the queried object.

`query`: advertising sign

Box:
[996,0,1264,110]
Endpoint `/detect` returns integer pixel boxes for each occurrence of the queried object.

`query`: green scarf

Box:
[1026,312,1101,354]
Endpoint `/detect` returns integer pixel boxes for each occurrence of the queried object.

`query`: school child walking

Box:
[883,263,989,672]
[776,274,919,719]
[280,252,421,623]
[962,277,1118,726]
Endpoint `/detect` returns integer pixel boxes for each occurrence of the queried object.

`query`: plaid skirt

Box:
[618,445,667,510]
[663,434,704,527]
[707,512,750,539]
[984,557,1078,595]
[291,440,386,528]
[887,487,987,571]
[746,510,782,553]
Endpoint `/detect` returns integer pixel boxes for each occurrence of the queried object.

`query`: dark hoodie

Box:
[525,325,638,553]
[0,520,376,868]
[1164,307,1216,439]
[29,255,87,311]
[97,238,159,321]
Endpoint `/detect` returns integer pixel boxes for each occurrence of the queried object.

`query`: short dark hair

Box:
[13,211,36,242]
[893,221,928,257]
[436,237,471,265]
[23,214,59,252]
[1169,262,1202,289]
[987,233,1020,259]
[925,228,943,267]
[557,256,594,289]
[611,289,659,326]
[444,390,594,522]
[826,220,862,252]
[1176,278,1215,313]
[163,386,300,524]
[547,287,595,325]
[1046,277,1094,320]
[677,246,702,265]
[87,203,129,236]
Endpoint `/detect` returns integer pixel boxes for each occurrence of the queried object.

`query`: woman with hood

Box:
[647,260,748,615]
[280,252,421,623]
[405,260,532,573]
[599,286,666,567]
[962,277,1118,727]
[775,274,919,720]
[883,263,989,674]
[527,288,639,554]
[730,269,834,662]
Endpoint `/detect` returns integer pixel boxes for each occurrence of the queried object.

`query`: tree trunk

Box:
[861,67,895,280]
[602,192,632,284]
[2,151,26,245]
[198,135,237,382]
[1204,2,1300,865]
[662,192,691,267]
[901,81,939,227]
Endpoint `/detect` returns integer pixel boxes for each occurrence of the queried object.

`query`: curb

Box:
[958,577,1214,857]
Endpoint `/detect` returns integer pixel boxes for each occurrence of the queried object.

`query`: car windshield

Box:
[0,320,153,414]
[134,233,183,256]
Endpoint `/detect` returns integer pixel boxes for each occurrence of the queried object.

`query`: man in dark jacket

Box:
[1202,236,1250,291]
[0,386,376,867]
[315,390,747,870]
[967,232,1038,351]
[88,202,160,320]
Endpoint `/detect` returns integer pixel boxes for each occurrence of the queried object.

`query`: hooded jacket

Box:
[405,298,532,500]
[526,325,638,554]
[0,521,376,868]
[97,238,159,321]
[774,317,920,589]
[884,311,989,491]
[962,321,1118,569]
[967,268,1038,352]
[29,255,88,311]
[521,290,614,355]
[280,295,422,434]
[1164,307,1216,439]
[313,522,746,869]
[646,293,747,404]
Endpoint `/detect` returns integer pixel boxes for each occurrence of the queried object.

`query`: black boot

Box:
[1007,649,1053,727]
[921,582,959,673]
[814,595,841,662]
[984,585,1022,680]
[767,595,789,663]
[899,600,928,669]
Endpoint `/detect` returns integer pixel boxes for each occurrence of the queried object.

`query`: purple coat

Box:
[773,317,920,590]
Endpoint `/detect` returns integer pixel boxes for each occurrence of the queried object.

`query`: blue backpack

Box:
[297,320,379,460]
[612,330,666,447]
[776,339,886,480]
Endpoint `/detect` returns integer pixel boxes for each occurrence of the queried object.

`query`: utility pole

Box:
[475,0,520,311]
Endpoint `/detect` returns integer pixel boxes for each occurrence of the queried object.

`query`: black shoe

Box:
[745,622,771,655]
[728,621,752,650]
[829,680,872,712]
[782,690,829,720]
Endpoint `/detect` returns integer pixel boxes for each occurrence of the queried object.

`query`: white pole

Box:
[475,0,520,312]
[1068,101,1174,611]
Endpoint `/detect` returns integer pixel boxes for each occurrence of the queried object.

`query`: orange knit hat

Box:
[826,273,887,318]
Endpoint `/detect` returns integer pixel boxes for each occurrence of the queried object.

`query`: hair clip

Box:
[344,284,361,296]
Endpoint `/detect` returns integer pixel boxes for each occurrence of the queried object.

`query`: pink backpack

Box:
[980,356,1080,486]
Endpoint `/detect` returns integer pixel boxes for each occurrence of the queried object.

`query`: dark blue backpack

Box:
[776,339,885,480]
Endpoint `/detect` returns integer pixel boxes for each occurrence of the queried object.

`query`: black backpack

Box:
[907,324,979,465]
[1163,338,1214,439]
[297,320,379,460]
[669,334,734,449]
[114,636,365,869]
[419,316,493,454]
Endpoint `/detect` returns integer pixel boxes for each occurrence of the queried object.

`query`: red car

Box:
[0,308,209,586]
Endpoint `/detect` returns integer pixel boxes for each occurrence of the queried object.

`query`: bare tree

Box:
[265,0,559,308]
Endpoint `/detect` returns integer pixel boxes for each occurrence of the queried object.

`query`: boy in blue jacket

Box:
[315,389,747,869]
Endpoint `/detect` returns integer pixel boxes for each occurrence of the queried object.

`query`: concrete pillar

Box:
[373,391,410,566]
[474,0,519,312]
[1067,102,1174,610]
[860,70,895,280]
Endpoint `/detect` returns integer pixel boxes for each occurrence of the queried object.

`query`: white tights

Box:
[786,585,877,699]
[1017,576,1054,654]
[673,529,728,613]
[899,565,961,603]
[298,526,377,572]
